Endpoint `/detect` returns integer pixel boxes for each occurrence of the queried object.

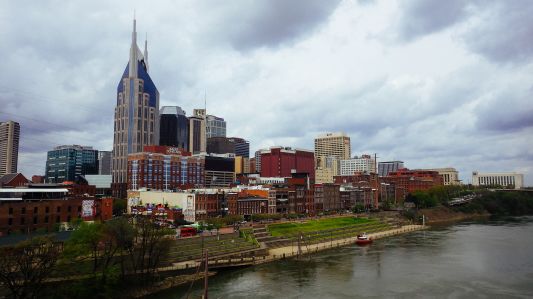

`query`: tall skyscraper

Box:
[0,120,20,176]
[229,137,250,158]
[159,106,188,149]
[188,109,206,154]
[98,151,112,175]
[45,145,98,183]
[206,114,226,138]
[314,132,351,183]
[112,18,159,197]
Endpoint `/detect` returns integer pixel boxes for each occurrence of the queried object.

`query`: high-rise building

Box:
[159,106,188,149]
[254,149,266,173]
[206,114,226,138]
[98,151,112,175]
[45,145,98,183]
[0,120,20,176]
[378,161,404,177]
[314,132,351,184]
[188,109,206,154]
[340,154,376,175]
[207,137,235,155]
[112,18,159,198]
[230,137,250,158]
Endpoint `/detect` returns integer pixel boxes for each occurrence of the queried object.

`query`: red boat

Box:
[356,233,373,245]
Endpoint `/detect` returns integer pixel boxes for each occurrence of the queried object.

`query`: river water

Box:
[164,216,533,298]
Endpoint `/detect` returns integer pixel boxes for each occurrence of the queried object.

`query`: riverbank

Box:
[418,206,490,225]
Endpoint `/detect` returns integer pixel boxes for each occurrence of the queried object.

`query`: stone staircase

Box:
[252,224,292,248]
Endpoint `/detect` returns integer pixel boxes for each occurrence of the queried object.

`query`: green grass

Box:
[267,217,375,237]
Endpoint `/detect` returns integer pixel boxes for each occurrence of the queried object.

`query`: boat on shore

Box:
[356,233,372,245]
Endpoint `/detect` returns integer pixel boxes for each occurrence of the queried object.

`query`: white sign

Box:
[82,200,95,217]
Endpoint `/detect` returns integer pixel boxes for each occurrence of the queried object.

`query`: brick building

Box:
[260,147,314,181]
[0,173,30,188]
[383,169,443,193]
[237,197,268,215]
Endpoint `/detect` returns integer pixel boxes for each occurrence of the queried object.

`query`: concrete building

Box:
[234,156,250,175]
[45,145,99,183]
[254,149,266,173]
[113,18,159,198]
[340,154,376,175]
[418,168,460,185]
[98,151,112,175]
[378,161,404,177]
[0,121,20,176]
[159,106,189,149]
[472,171,524,189]
[189,109,206,154]
[204,154,235,188]
[206,114,226,138]
[314,132,351,184]
[260,147,315,181]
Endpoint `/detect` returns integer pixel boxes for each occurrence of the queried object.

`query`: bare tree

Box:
[0,236,61,299]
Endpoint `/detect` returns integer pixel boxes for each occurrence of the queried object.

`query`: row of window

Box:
[7,215,74,226]
[8,205,80,215]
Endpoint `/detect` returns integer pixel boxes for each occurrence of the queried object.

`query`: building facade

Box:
[230,137,250,158]
[113,18,159,198]
[127,147,204,191]
[206,114,226,138]
[188,109,206,154]
[419,168,460,185]
[45,145,98,183]
[260,147,315,181]
[204,154,235,187]
[472,171,524,189]
[206,137,235,155]
[314,132,351,184]
[340,154,376,175]
[159,106,188,149]
[0,120,20,176]
[378,161,404,177]
[98,151,112,175]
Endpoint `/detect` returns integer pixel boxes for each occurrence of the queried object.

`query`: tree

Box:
[63,222,104,273]
[112,198,127,216]
[0,236,61,299]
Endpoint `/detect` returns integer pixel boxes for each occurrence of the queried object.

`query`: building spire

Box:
[144,33,149,72]
[129,13,138,78]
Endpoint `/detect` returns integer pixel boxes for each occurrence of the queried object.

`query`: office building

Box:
[98,151,112,175]
[254,149,266,173]
[260,147,315,181]
[112,18,159,198]
[207,137,235,155]
[204,154,235,187]
[206,114,226,138]
[159,106,188,149]
[189,109,206,154]
[0,121,20,176]
[340,154,376,175]
[230,137,250,158]
[45,145,99,183]
[314,132,351,184]
[378,161,404,177]
[472,171,524,189]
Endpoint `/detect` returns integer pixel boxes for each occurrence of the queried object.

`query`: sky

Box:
[0,0,532,185]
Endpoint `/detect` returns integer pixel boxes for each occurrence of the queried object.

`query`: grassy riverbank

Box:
[267,217,374,236]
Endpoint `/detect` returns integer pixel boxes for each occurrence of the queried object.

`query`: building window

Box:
[33,216,38,224]
[44,216,49,223]
[78,206,81,212]
[8,208,13,215]
[68,206,72,212]
[46,207,50,214]
[57,206,61,213]
[21,207,26,214]
[34,207,38,214]
[8,218,13,225]
[67,216,71,222]
[56,216,60,223]
[21,218,25,225]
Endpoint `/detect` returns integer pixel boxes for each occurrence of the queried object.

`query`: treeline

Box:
[405,186,533,216]
[0,216,175,299]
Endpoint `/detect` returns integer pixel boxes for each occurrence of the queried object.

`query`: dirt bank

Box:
[418,206,489,225]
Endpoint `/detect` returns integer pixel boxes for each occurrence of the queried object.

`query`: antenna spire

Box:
[144,32,149,72]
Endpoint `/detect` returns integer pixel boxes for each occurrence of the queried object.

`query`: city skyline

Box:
[0,1,532,185]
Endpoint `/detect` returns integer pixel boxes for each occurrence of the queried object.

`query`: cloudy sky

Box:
[1,0,532,185]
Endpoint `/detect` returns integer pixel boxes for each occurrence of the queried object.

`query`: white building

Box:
[340,154,376,175]
[127,190,196,222]
[472,171,524,189]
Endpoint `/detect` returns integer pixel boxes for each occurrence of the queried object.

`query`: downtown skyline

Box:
[0,0,532,185]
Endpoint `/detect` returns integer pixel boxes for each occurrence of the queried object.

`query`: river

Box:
[162,216,533,298]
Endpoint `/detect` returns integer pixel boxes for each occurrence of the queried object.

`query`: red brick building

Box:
[383,169,443,193]
[0,173,30,188]
[260,147,314,181]
[127,147,204,191]
[237,197,268,215]
[0,188,113,236]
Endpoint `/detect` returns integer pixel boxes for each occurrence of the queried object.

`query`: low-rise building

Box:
[472,171,524,189]
[417,168,460,185]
